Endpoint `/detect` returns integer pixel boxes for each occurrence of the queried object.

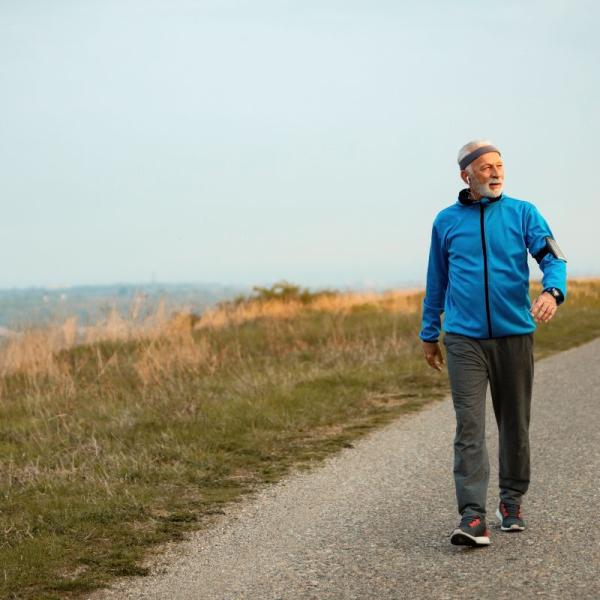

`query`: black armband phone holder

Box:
[534,236,567,264]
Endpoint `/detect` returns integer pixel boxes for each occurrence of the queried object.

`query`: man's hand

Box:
[422,341,444,371]
[530,292,558,323]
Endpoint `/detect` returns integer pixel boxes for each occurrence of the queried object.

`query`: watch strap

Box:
[543,287,564,306]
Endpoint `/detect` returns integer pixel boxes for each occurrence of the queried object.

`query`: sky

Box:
[1,0,598,291]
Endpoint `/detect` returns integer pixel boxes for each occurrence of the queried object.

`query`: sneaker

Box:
[450,515,491,547]
[496,501,525,531]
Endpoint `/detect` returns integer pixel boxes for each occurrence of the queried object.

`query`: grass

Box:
[1,279,599,599]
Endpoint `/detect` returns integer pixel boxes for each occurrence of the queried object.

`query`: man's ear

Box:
[460,170,470,185]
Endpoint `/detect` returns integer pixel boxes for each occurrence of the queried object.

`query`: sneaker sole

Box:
[450,529,491,547]
[496,508,525,531]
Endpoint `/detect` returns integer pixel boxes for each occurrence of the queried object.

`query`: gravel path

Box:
[91,338,600,600]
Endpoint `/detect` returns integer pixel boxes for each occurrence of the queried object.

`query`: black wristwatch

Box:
[543,287,564,305]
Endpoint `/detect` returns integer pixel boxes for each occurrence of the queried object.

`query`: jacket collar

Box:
[457,188,503,206]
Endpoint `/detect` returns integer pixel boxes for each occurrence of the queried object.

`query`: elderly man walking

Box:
[419,140,567,547]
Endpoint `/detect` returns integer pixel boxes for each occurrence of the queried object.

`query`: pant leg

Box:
[485,333,534,505]
[443,333,491,518]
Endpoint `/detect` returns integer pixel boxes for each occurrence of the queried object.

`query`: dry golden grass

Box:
[564,276,600,299]
[134,326,215,387]
[0,287,422,383]
[194,288,423,330]
[193,277,600,333]
[0,301,205,384]
[0,278,597,388]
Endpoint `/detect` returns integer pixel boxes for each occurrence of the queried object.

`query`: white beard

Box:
[470,178,503,199]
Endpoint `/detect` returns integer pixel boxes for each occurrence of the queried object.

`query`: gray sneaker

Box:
[450,515,491,547]
[496,501,525,531]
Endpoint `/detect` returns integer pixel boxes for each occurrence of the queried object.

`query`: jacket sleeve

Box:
[419,218,449,342]
[524,202,567,302]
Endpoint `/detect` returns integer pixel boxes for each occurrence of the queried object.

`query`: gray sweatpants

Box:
[443,332,534,518]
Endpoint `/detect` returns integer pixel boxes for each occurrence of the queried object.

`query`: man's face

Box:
[462,152,504,199]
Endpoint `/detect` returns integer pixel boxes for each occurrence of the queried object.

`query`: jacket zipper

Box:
[479,204,493,338]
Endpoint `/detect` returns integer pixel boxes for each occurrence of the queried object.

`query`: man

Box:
[419,140,567,547]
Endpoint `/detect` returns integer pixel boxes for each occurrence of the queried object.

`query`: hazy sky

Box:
[1,0,598,290]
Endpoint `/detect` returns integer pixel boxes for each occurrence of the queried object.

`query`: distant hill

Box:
[0,282,251,328]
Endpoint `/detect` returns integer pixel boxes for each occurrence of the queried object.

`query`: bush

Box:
[219,280,340,308]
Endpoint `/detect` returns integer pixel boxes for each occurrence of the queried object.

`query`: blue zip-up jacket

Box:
[419,189,567,341]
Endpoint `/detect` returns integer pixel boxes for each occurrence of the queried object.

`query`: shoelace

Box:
[500,503,522,518]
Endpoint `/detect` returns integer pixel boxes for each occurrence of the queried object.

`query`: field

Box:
[1,279,599,599]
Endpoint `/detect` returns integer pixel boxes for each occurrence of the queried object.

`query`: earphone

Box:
[466,175,471,184]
